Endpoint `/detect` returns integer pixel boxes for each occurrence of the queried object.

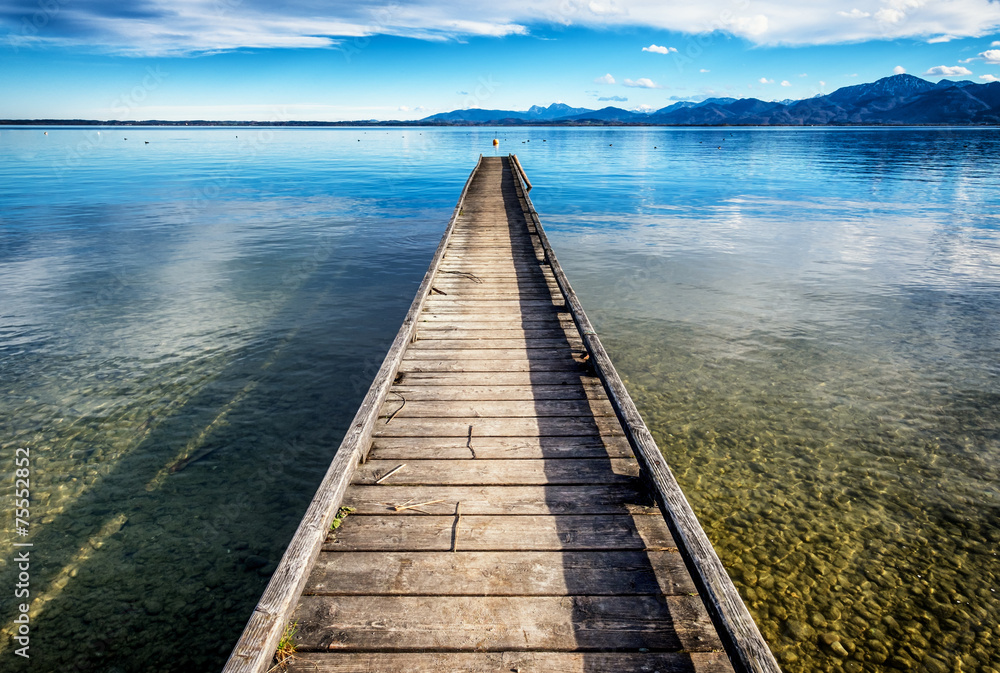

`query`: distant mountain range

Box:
[5,75,998,127]
[420,75,1000,126]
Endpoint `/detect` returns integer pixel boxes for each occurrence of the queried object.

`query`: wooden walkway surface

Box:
[224,156,780,673]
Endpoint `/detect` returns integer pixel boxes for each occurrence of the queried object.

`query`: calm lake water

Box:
[1,126,998,673]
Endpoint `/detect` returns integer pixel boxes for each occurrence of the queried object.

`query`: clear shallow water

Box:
[1,126,998,672]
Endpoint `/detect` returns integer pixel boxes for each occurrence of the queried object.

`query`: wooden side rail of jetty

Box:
[223,155,781,673]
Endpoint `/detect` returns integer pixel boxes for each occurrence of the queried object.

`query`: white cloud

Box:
[594,73,616,84]
[875,8,906,24]
[819,80,826,87]
[623,77,662,88]
[6,0,1000,55]
[632,104,655,112]
[924,65,974,76]
[642,44,676,54]
[780,80,791,86]
[994,41,1000,47]
[588,1,625,16]
[928,35,957,43]
[700,68,710,73]
[982,49,1000,64]
[759,77,774,84]
[980,74,1000,82]
[798,73,808,77]
[893,65,906,74]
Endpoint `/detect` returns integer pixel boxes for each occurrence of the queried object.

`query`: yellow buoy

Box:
[492,138,499,146]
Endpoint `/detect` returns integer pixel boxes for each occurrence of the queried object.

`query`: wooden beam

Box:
[305,550,697,596]
[509,153,781,673]
[288,651,735,673]
[222,156,486,673]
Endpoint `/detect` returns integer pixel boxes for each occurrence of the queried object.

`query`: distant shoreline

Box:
[2,119,999,127]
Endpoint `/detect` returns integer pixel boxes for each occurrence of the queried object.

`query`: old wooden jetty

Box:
[223,155,781,673]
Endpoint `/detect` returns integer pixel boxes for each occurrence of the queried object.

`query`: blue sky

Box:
[2,1,1000,120]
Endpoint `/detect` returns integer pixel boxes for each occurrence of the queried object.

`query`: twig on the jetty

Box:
[467,425,476,459]
[442,270,483,284]
[375,464,405,484]
[385,392,406,424]
[452,501,463,552]
[430,286,448,295]
[392,499,445,512]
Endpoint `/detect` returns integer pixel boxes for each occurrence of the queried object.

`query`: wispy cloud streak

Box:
[2,0,1000,55]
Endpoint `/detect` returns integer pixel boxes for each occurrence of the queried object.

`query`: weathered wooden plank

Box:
[369,435,632,459]
[444,248,541,255]
[510,155,779,673]
[431,278,550,285]
[401,348,582,361]
[291,595,720,652]
[385,384,604,401]
[428,290,560,299]
[305,550,696,596]
[419,310,568,319]
[443,255,540,260]
[345,484,652,514]
[426,297,563,305]
[355,458,639,485]
[430,284,554,291]
[324,514,674,552]
[418,308,568,318]
[415,323,575,334]
[374,417,625,438]
[408,338,583,350]
[436,270,551,277]
[390,371,600,386]
[430,279,556,288]
[449,234,536,239]
[397,359,584,373]
[438,263,550,270]
[447,238,537,244]
[428,291,561,300]
[288,651,735,673]
[378,399,613,419]
[419,313,571,323]
[414,328,580,340]
[443,246,539,252]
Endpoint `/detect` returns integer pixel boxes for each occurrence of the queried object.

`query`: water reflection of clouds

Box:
[556,190,1000,297]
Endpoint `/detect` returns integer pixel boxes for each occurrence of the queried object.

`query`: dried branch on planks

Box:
[385,392,406,424]
[374,464,405,484]
[441,270,484,284]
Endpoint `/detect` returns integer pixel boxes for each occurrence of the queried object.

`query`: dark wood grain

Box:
[288,652,734,673]
[292,595,720,652]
